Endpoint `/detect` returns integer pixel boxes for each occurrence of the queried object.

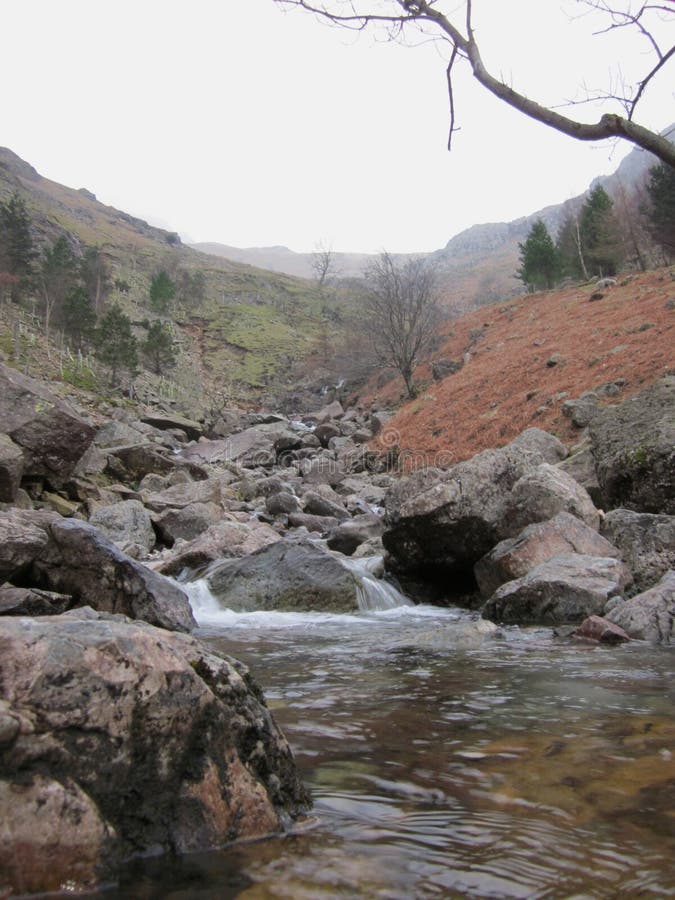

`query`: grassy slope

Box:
[367,268,675,465]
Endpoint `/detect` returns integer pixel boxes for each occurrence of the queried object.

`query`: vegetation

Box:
[95,305,138,386]
[142,320,176,375]
[0,192,35,300]
[645,163,675,258]
[517,220,560,291]
[149,270,176,313]
[364,252,441,399]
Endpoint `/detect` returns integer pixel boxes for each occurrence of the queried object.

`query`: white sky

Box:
[2,0,673,254]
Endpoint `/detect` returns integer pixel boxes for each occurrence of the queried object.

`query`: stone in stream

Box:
[207,538,360,612]
[572,615,630,644]
[605,569,675,644]
[0,608,311,896]
[481,553,629,626]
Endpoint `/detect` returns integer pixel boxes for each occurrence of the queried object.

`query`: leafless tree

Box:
[311,241,338,287]
[274,0,675,168]
[364,252,441,398]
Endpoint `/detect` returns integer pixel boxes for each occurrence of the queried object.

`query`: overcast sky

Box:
[2,1,673,254]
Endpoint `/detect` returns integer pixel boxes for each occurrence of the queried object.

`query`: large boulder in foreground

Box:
[383,428,567,579]
[606,569,675,644]
[29,518,196,632]
[501,463,600,536]
[0,609,310,895]
[475,512,621,599]
[0,361,95,487]
[589,376,675,514]
[207,539,359,612]
[482,553,628,626]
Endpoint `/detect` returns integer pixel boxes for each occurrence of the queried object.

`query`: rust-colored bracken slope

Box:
[368,268,675,467]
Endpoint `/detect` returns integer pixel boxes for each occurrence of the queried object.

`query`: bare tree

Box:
[365,252,441,398]
[311,241,338,287]
[274,1,675,168]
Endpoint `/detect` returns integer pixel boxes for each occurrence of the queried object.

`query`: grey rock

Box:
[156,519,281,577]
[0,433,23,503]
[207,538,359,612]
[0,585,71,616]
[265,490,301,516]
[0,508,56,583]
[600,508,675,594]
[154,501,222,546]
[89,499,156,554]
[606,570,675,643]
[475,512,621,598]
[501,463,601,537]
[327,514,385,556]
[482,553,628,625]
[302,490,350,521]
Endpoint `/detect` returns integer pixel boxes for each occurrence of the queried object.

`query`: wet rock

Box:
[501,463,601,537]
[600,508,675,595]
[31,518,196,632]
[89,499,156,554]
[482,553,628,626]
[383,428,568,579]
[0,610,310,895]
[207,538,359,612]
[475,512,622,598]
[0,361,95,487]
[572,615,630,644]
[606,570,675,643]
[589,375,675,514]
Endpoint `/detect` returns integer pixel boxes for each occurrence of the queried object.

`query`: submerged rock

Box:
[0,609,310,895]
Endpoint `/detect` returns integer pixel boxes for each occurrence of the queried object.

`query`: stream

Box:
[104,573,675,900]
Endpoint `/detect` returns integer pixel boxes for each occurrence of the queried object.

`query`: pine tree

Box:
[142,320,176,375]
[62,286,97,351]
[0,192,36,299]
[644,163,675,258]
[95,305,138,386]
[579,185,623,277]
[516,219,560,290]
[149,270,176,313]
[40,236,80,343]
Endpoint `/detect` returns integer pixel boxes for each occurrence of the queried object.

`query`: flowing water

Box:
[104,574,675,899]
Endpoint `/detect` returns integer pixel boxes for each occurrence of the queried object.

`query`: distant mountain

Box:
[189,242,373,280]
[193,133,669,312]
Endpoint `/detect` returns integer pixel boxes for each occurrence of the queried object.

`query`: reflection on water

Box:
[105,604,675,899]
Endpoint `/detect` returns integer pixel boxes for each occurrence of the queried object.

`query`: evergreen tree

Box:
[579,185,623,277]
[61,286,97,351]
[644,163,675,257]
[142,320,176,375]
[516,219,560,290]
[0,192,36,299]
[40,236,80,342]
[80,246,111,314]
[555,213,585,280]
[149,270,176,313]
[95,304,138,385]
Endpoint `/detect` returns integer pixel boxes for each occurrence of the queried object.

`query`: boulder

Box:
[0,610,310,895]
[383,429,567,579]
[474,512,622,598]
[600,508,675,594]
[140,413,203,442]
[572,615,630,644]
[501,463,601,537]
[298,456,346,487]
[482,553,628,626]
[562,392,600,428]
[327,514,385,556]
[155,519,280,577]
[302,490,350,521]
[287,511,340,534]
[606,570,675,643]
[0,509,56,583]
[0,585,71,616]
[154,501,222,546]
[0,433,23,503]
[142,474,233,513]
[30,518,196,632]
[106,444,207,483]
[314,422,341,447]
[0,361,95,487]
[265,491,301,516]
[314,400,344,424]
[89,499,156,554]
[556,442,602,506]
[589,375,675,514]
[207,539,359,612]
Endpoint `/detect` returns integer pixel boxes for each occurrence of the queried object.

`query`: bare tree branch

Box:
[275,0,675,168]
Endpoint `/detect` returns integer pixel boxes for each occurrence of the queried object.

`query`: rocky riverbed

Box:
[0,360,673,895]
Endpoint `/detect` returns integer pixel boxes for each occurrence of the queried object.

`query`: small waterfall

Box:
[341,556,413,612]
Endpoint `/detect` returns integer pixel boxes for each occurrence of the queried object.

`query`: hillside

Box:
[0,148,341,411]
[367,267,675,465]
